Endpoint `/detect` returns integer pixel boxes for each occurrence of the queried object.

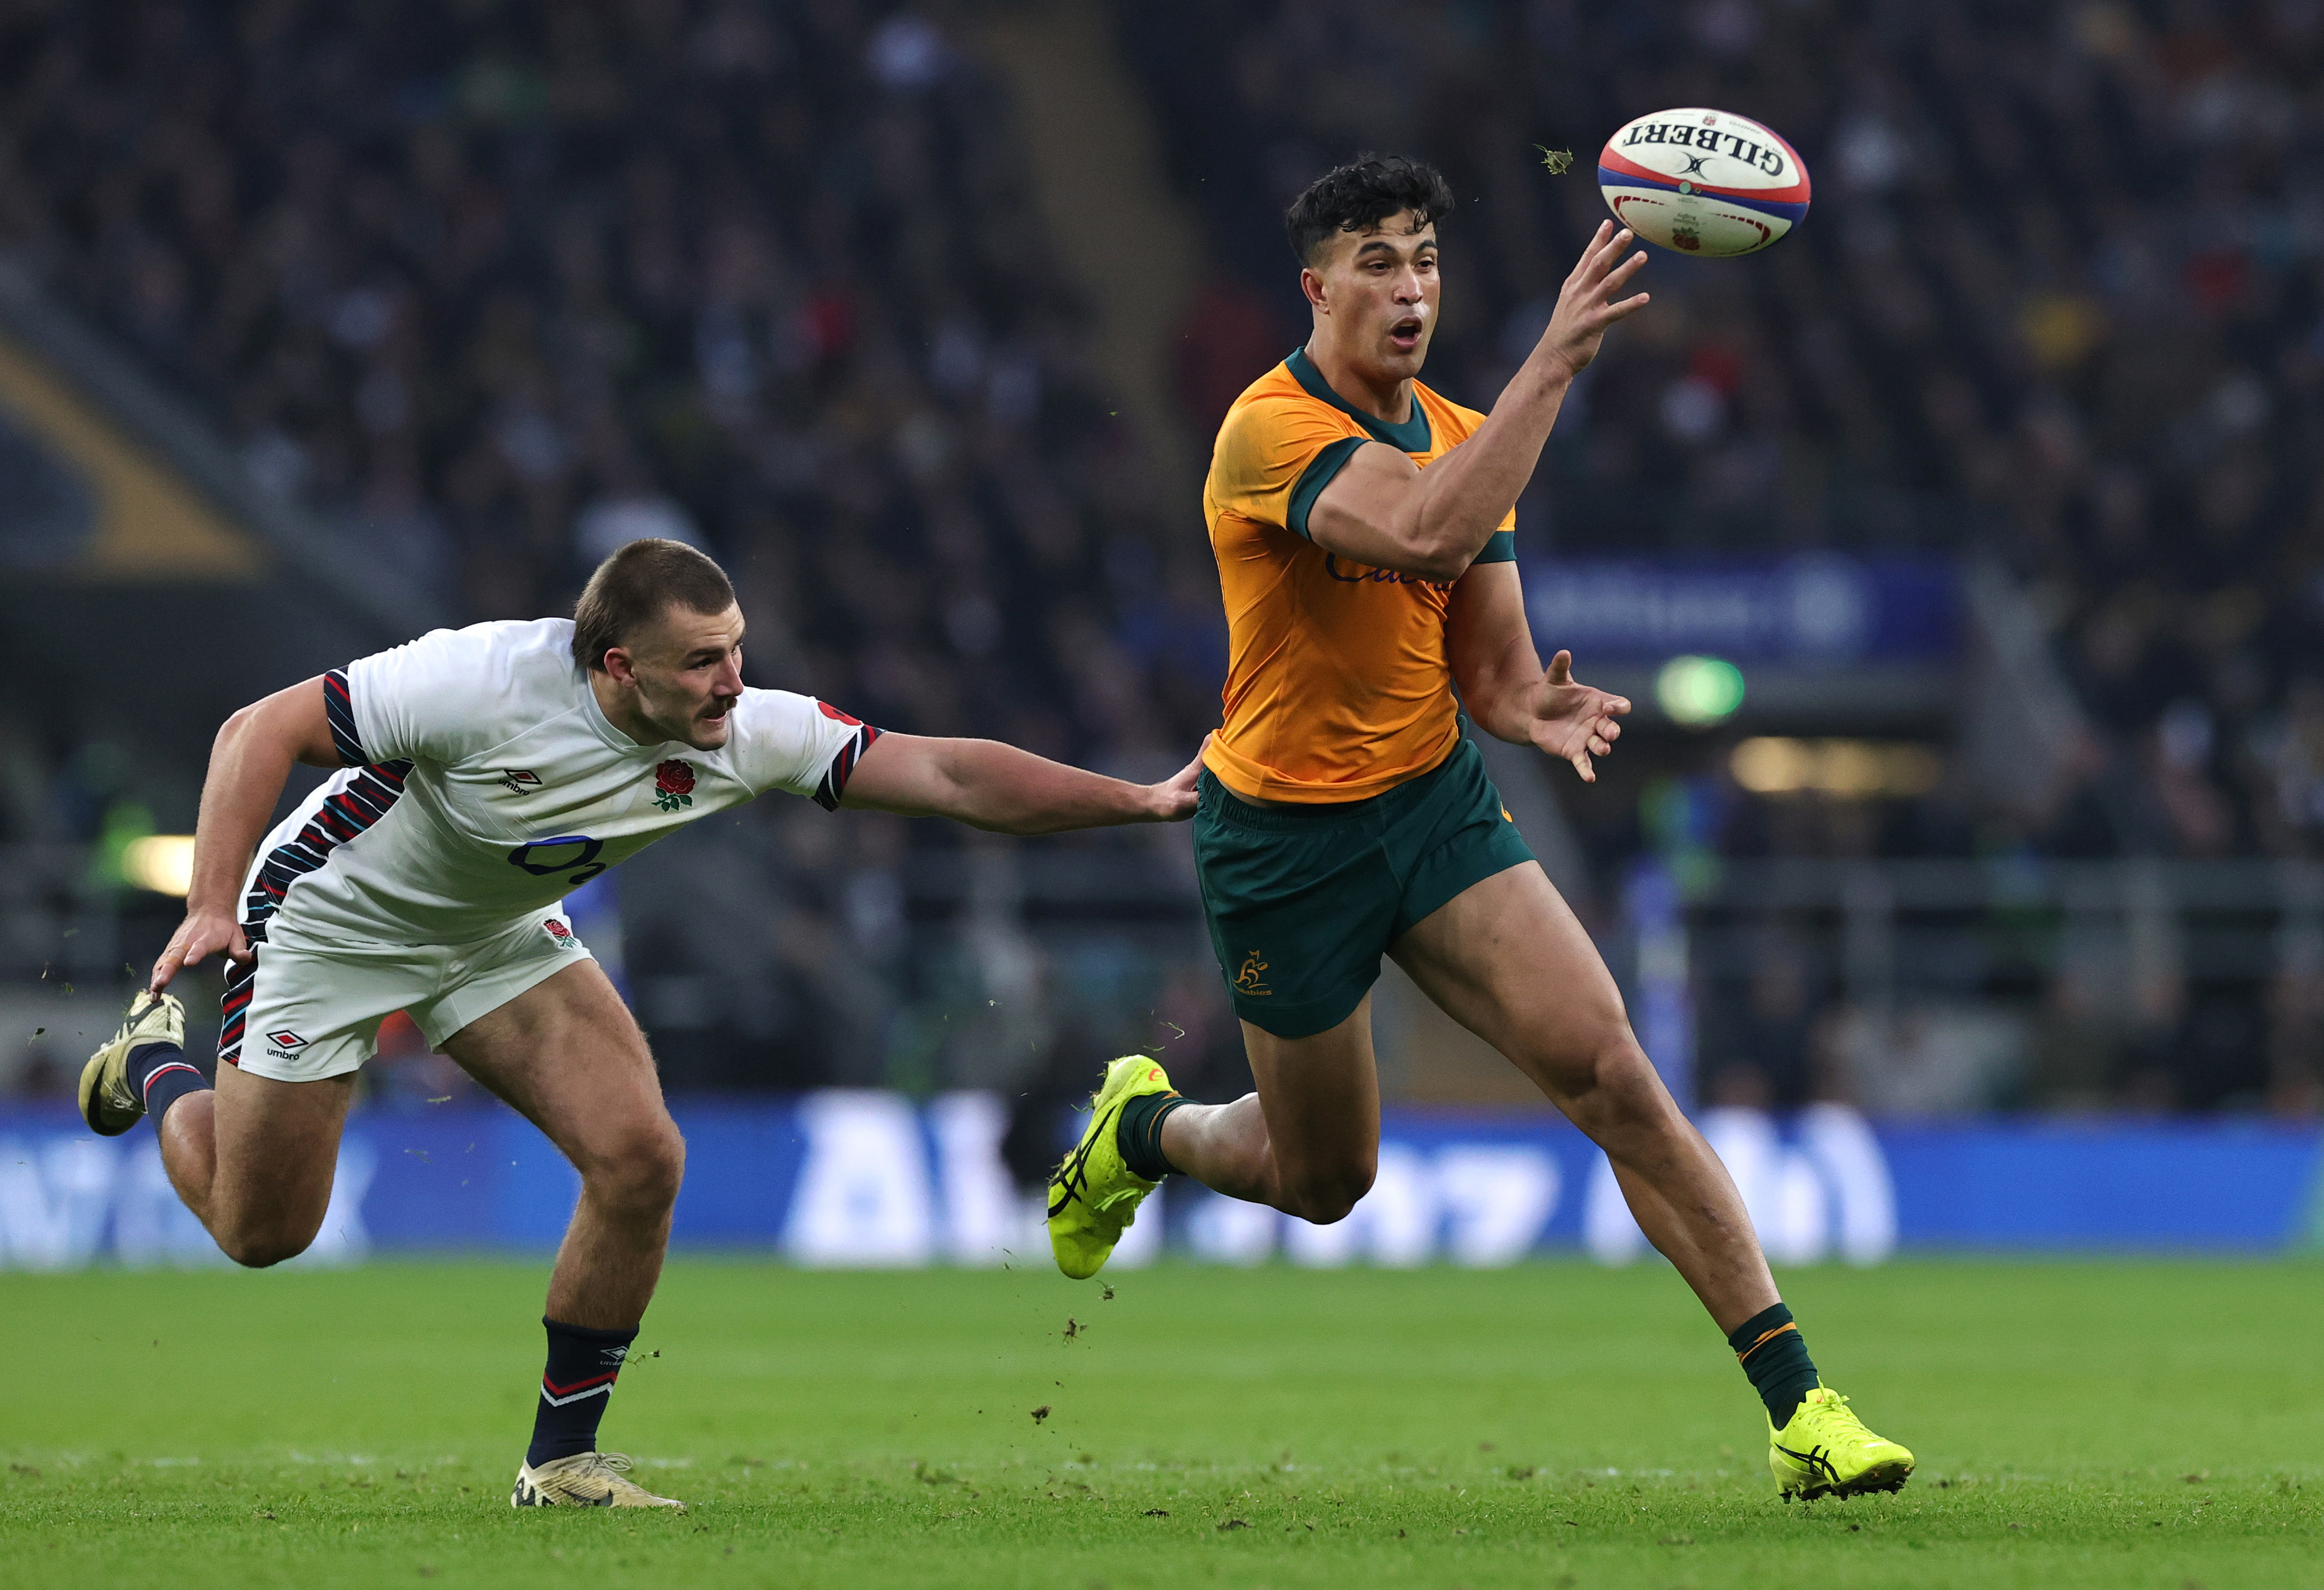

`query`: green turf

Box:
[2,1257,2319,1588]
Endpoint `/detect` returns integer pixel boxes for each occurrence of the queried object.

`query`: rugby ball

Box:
[1597,108,1809,257]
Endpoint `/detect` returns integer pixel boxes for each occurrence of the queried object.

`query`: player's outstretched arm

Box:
[838,734,1202,834]
[149,677,344,993]
[1447,562,1630,783]
[1307,222,1649,581]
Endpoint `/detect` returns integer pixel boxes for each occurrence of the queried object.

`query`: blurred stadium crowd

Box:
[0,0,1210,758]
[2,0,2321,1113]
[0,0,1232,1104]
[1128,0,2324,1114]
[1133,0,2324,867]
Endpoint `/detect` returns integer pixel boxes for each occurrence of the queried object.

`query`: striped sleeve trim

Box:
[813,723,882,812]
[322,669,366,766]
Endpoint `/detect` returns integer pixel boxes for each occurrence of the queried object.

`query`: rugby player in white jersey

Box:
[77,538,1200,1509]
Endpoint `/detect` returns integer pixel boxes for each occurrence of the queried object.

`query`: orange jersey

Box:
[1201,348,1515,803]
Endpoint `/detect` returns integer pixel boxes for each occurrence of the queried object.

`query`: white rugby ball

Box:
[1597,108,1810,257]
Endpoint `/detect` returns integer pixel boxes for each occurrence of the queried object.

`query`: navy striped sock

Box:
[127,1042,211,1127]
[527,1317,638,1467]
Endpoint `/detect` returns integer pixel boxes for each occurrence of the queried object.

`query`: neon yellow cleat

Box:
[511,1451,684,1509]
[1047,1055,1172,1280]
[79,991,186,1137]
[1768,1386,1915,1500]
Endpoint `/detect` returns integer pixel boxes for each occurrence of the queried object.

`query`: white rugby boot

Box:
[78,990,186,1136]
[511,1451,684,1509]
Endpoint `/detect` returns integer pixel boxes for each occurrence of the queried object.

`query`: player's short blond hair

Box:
[571,538,736,672]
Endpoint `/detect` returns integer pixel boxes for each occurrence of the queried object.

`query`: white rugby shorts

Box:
[220,910,593,1083]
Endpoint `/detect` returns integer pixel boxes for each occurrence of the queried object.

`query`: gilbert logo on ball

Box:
[1597,108,1809,257]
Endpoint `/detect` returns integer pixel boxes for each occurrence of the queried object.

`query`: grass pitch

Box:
[2,1257,2319,1589]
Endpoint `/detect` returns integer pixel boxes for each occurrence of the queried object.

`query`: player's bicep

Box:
[240,675,342,769]
[1305,441,1431,569]
[834,733,950,816]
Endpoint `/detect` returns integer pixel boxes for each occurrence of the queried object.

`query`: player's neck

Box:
[588,670,663,747]
[1301,336,1415,428]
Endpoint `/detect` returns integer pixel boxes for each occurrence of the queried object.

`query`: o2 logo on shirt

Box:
[507,834,606,885]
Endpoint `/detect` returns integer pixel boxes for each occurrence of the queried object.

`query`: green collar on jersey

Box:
[1286,345,1432,453]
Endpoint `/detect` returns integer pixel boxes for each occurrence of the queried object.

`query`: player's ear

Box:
[1300,265,1329,311]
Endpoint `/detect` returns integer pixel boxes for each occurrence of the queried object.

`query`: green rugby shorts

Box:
[1192,735,1536,1039]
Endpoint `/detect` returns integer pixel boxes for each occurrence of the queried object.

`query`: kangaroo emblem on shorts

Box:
[1235,951,1271,996]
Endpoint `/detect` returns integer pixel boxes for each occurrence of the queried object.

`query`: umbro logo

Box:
[499,769,544,793]
[267,1030,308,1051]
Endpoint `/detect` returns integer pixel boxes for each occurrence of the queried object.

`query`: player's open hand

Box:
[1540,222,1650,379]
[150,908,251,994]
[1528,650,1630,783]
[1148,737,1207,821]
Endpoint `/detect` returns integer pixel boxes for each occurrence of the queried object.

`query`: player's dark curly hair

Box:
[573,538,736,671]
[1285,155,1456,266]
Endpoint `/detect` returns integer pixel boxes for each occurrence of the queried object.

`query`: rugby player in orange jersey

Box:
[1049,156,1913,1499]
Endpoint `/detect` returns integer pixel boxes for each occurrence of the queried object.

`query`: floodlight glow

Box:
[1730,738,1944,798]
[1655,655,1746,726]
[121,834,195,897]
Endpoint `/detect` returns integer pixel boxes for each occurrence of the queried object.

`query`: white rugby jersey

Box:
[236,618,877,948]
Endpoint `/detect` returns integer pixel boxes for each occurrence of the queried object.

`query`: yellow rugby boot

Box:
[78,990,186,1137]
[1768,1386,1915,1500]
[1047,1055,1173,1280]
[512,1451,684,1509]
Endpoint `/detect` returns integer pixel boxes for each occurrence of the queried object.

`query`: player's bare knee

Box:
[207,1181,330,1267]
[1541,1020,1652,1100]
[579,1119,686,1213]
[1283,1161,1375,1225]
[218,1218,318,1269]
[637,1126,686,1208]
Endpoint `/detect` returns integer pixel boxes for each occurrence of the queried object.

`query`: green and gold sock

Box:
[1114,1088,1188,1181]
[1728,1302,1820,1426]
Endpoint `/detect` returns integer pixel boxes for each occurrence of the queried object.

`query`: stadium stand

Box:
[0,0,1179,750]
[1,0,2319,1114]
[0,0,1235,1100]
